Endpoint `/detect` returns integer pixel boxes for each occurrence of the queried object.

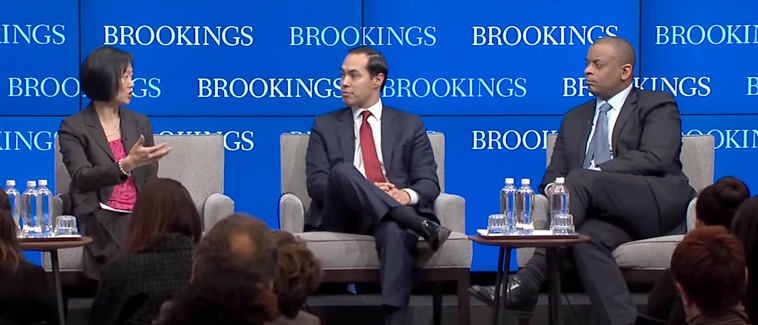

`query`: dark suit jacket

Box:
[58,104,158,223]
[542,88,695,232]
[0,261,58,325]
[89,234,194,325]
[305,106,440,230]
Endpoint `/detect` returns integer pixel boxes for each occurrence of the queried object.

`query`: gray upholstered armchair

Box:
[279,132,472,325]
[518,134,715,283]
[48,134,234,282]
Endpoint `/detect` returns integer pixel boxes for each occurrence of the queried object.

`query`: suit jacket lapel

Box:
[611,88,639,155]
[83,105,114,161]
[577,103,594,167]
[335,108,355,164]
[120,108,139,153]
[381,106,396,177]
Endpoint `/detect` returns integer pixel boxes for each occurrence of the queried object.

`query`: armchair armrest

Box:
[52,195,64,219]
[203,193,234,231]
[279,193,305,233]
[433,193,465,233]
[533,194,549,231]
[687,198,697,233]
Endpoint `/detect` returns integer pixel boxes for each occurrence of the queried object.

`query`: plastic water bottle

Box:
[21,181,39,237]
[5,180,22,234]
[549,177,570,218]
[550,177,575,235]
[37,180,54,237]
[500,178,517,234]
[515,178,535,235]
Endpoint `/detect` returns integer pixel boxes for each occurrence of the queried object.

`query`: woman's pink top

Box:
[105,139,137,211]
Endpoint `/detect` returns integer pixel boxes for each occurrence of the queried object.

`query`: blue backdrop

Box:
[1,0,756,271]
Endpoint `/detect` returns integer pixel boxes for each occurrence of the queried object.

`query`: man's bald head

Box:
[192,214,278,284]
[584,36,636,100]
[593,37,636,69]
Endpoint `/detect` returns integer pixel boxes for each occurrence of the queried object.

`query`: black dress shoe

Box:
[469,284,496,306]
[470,276,538,315]
[385,306,407,325]
[419,220,451,251]
[505,274,539,316]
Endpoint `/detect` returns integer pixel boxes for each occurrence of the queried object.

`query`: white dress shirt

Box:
[546,83,635,192]
[584,83,633,169]
[352,99,419,205]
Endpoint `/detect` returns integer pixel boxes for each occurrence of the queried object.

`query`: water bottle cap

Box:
[555,177,565,184]
[505,178,514,184]
[5,180,14,187]
[38,180,48,187]
[27,181,36,187]
[521,178,530,185]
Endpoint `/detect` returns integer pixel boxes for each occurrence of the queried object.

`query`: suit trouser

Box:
[318,163,420,309]
[570,169,692,324]
[528,169,692,325]
[566,169,688,240]
[83,209,131,280]
[572,219,636,325]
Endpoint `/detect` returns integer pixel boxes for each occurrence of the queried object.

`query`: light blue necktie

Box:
[584,103,612,168]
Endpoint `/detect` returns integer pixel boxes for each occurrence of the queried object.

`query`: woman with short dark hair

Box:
[0,191,58,325]
[89,178,202,325]
[58,46,172,279]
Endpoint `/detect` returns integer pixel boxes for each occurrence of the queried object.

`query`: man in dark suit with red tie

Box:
[304,46,451,325]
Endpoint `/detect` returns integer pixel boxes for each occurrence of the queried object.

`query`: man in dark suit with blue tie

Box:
[473,37,696,325]
[305,46,451,325]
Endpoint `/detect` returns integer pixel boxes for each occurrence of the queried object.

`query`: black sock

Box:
[386,206,428,233]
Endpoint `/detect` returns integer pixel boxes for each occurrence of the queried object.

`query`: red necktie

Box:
[360,110,386,183]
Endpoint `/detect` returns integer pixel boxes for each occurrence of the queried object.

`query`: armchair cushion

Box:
[612,235,684,270]
[295,231,472,270]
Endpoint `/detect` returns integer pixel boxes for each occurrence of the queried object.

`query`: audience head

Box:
[160,271,275,325]
[80,46,134,105]
[696,176,750,228]
[271,231,323,319]
[125,178,202,254]
[671,226,747,318]
[189,214,279,322]
[731,196,758,322]
[341,46,388,109]
[584,36,635,100]
[0,190,23,273]
[192,212,278,284]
